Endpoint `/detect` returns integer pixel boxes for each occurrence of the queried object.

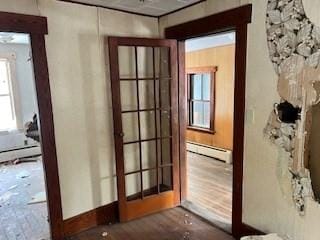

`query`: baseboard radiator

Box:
[0,146,41,163]
[186,142,232,164]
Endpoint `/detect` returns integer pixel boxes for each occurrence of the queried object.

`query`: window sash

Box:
[186,66,216,132]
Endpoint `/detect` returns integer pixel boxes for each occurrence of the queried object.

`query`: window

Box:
[187,66,217,133]
[0,57,16,131]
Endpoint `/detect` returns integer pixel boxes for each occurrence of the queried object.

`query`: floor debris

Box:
[0,191,18,203]
[16,170,31,179]
[28,191,47,204]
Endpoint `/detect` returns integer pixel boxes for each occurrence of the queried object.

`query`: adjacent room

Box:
[183,32,235,231]
[0,32,49,239]
[1,1,320,240]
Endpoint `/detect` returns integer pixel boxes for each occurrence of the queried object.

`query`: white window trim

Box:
[0,53,22,133]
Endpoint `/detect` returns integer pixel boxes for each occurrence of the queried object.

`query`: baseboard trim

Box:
[241,223,265,236]
[63,201,118,237]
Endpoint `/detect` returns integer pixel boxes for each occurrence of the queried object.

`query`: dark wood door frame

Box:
[0,11,64,240]
[165,5,255,239]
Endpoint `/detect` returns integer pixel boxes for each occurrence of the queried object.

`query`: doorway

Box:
[182,32,236,232]
[0,11,64,240]
[0,32,49,239]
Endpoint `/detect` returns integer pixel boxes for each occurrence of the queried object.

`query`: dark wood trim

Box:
[0,11,47,34]
[241,223,265,237]
[0,11,64,240]
[30,33,64,240]
[63,201,119,237]
[178,42,187,202]
[165,5,253,239]
[186,66,217,133]
[58,0,156,18]
[165,5,252,40]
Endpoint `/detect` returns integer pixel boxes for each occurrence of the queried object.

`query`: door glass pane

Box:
[157,47,170,78]
[121,81,137,111]
[142,169,158,197]
[139,80,154,110]
[203,102,210,129]
[118,46,136,79]
[140,111,155,140]
[124,143,140,174]
[137,47,153,79]
[202,73,211,100]
[122,112,139,142]
[192,101,204,127]
[126,173,141,201]
[159,77,170,110]
[191,74,202,100]
[141,140,157,170]
[160,138,172,166]
[157,110,171,137]
[159,166,173,193]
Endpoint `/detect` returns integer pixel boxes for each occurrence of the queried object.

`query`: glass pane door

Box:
[109,37,179,222]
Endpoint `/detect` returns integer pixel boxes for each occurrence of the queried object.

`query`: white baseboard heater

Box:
[0,145,41,163]
[186,141,232,164]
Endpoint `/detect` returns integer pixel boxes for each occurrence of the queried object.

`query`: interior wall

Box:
[160,0,320,239]
[0,0,159,220]
[186,44,235,150]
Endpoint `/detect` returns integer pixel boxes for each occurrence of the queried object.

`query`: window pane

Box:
[192,101,204,127]
[202,73,211,101]
[0,96,14,130]
[191,74,202,100]
[0,60,9,95]
[203,102,211,129]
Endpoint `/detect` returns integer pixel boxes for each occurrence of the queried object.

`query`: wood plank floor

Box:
[186,152,232,224]
[67,207,234,240]
[0,159,49,240]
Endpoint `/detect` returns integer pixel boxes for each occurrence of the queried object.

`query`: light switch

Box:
[245,108,255,124]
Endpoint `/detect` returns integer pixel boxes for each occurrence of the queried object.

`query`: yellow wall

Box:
[186,44,235,150]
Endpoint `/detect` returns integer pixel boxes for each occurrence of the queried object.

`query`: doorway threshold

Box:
[181,200,232,233]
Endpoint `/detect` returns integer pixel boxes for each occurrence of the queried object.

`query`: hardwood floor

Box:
[186,151,232,226]
[0,159,49,240]
[67,207,234,240]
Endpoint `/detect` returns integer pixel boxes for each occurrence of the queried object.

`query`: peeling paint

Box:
[266,0,320,214]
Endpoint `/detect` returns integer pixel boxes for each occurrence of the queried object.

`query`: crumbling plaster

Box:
[265,0,320,214]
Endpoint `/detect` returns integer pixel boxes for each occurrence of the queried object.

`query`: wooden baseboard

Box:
[241,223,265,236]
[63,201,118,237]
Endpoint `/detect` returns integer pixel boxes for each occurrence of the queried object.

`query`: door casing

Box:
[165,4,253,239]
[0,11,64,240]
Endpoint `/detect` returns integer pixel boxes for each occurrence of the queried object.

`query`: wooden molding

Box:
[63,201,119,237]
[241,223,265,237]
[0,11,63,240]
[165,4,252,40]
[0,11,47,34]
[165,4,252,239]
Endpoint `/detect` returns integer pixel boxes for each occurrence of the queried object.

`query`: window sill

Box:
[187,126,215,134]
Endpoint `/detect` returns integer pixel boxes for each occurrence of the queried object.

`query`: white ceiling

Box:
[62,0,203,16]
[0,32,30,45]
[185,32,235,52]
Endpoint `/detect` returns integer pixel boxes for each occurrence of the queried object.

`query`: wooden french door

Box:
[108,37,180,222]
